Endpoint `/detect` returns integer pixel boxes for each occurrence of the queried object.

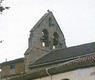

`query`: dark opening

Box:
[40,29,49,47]
[53,32,59,46]
[10,64,16,69]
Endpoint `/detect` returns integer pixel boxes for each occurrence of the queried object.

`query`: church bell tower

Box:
[24,11,66,72]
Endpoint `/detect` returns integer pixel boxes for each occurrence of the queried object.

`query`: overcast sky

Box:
[0,0,95,63]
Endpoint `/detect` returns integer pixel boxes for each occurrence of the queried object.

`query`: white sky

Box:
[0,0,95,63]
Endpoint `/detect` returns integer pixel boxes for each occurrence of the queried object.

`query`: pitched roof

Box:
[0,58,24,66]
[30,42,95,68]
[9,42,95,80]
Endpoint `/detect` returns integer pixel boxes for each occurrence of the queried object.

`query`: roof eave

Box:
[10,58,95,80]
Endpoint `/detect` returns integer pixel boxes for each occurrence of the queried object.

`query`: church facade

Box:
[0,11,95,80]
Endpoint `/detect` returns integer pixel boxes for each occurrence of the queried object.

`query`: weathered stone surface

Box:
[24,11,66,72]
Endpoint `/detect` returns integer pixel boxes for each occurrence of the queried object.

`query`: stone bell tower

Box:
[24,10,67,72]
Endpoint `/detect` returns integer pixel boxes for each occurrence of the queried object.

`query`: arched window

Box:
[53,32,59,49]
[40,29,49,47]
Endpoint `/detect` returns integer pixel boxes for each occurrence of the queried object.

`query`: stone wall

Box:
[34,66,95,80]
[0,61,24,79]
[25,12,66,72]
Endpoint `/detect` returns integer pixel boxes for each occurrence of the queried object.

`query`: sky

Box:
[0,0,95,63]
